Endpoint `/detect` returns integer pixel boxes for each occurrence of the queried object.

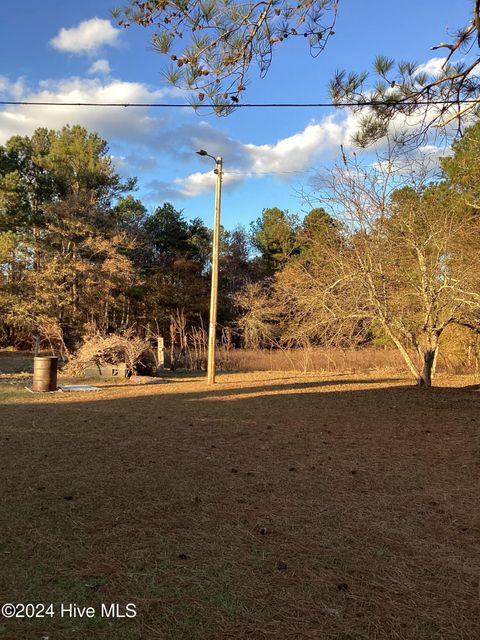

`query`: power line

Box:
[0,99,478,109]
[224,170,309,175]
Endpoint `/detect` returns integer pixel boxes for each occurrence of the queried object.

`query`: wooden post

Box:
[157,336,165,371]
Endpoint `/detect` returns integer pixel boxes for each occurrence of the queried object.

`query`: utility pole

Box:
[208,156,222,384]
[196,150,223,385]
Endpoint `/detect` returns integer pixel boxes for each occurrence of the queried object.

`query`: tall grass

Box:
[216,346,479,375]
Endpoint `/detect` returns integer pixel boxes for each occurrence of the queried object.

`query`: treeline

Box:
[2,123,480,386]
[0,124,315,354]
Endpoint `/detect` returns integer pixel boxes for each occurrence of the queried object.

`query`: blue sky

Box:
[0,1,470,229]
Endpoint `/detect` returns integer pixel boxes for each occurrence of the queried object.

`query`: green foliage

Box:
[373,55,395,77]
[300,207,335,238]
[114,195,148,236]
[116,0,338,111]
[441,120,480,207]
[331,1,480,146]
[218,225,252,323]
[145,202,190,259]
[296,207,340,264]
[250,207,299,274]
[0,129,58,232]
[188,217,212,268]
[39,125,136,203]
[0,231,15,262]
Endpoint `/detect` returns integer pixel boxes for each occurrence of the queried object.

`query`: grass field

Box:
[0,353,479,639]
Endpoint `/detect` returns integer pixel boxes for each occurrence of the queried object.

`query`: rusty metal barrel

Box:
[32,356,58,392]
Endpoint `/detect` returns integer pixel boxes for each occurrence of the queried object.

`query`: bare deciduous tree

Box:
[278,149,480,386]
[234,282,277,348]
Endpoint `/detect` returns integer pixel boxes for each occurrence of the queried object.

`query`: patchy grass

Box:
[0,350,34,375]
[0,370,479,639]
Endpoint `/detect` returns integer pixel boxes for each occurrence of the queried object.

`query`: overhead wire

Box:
[0,99,479,109]
[0,98,465,178]
[224,169,311,175]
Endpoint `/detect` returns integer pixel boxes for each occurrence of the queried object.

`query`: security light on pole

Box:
[196,149,223,385]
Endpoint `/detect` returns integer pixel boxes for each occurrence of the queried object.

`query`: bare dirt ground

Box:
[0,354,479,639]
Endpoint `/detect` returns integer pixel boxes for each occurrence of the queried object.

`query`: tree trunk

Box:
[382,323,421,382]
[417,347,437,388]
[382,322,442,388]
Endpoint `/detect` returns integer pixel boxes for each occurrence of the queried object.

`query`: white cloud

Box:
[418,144,445,155]
[0,76,173,146]
[1,70,456,204]
[50,18,120,55]
[247,118,345,173]
[415,57,447,77]
[88,59,111,75]
[174,116,349,197]
[174,171,217,197]
[173,168,247,198]
[168,103,462,200]
[372,143,448,176]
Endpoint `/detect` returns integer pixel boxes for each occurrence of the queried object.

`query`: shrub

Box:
[66,330,155,376]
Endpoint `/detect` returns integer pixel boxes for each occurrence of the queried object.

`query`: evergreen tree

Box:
[250,207,299,275]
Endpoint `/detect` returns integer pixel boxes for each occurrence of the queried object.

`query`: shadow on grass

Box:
[0,377,479,640]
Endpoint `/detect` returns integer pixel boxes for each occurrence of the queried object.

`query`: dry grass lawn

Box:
[0,358,479,639]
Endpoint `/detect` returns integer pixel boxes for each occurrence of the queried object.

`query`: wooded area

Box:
[1,121,480,387]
